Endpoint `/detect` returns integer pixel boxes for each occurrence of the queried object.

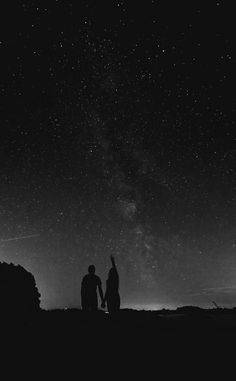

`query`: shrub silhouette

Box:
[0,262,41,315]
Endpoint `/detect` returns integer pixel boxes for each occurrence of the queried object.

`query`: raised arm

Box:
[110,255,116,270]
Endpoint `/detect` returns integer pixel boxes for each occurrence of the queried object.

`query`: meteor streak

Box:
[0,234,40,242]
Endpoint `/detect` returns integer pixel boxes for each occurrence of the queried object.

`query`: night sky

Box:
[1,1,236,310]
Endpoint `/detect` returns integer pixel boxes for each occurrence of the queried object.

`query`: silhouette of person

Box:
[103,256,120,313]
[81,265,104,312]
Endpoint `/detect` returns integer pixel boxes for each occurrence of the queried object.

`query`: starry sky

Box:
[1,1,236,310]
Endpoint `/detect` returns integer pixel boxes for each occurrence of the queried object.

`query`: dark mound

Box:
[0,261,41,316]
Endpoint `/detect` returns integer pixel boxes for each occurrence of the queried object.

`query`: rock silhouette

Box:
[0,261,41,316]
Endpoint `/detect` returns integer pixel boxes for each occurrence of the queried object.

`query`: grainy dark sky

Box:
[1,1,236,309]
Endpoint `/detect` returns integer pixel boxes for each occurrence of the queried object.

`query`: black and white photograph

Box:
[1,0,235,374]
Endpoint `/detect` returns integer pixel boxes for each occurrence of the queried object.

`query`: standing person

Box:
[103,256,120,313]
[81,265,104,311]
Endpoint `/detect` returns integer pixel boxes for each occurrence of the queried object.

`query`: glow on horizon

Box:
[122,303,177,311]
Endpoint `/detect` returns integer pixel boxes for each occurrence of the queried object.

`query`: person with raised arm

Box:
[102,256,120,313]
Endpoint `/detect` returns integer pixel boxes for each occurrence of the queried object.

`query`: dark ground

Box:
[1,307,235,377]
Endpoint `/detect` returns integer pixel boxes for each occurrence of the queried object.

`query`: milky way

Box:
[0,1,236,309]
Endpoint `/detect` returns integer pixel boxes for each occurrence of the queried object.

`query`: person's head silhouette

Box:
[108,268,116,279]
[88,265,95,275]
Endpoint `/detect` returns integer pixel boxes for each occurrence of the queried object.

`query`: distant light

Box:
[123,303,166,311]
